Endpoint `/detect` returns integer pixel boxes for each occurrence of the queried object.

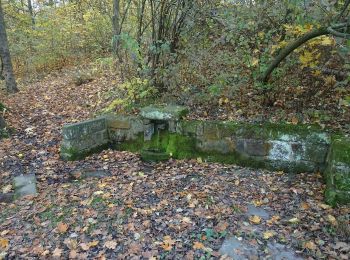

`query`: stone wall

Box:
[61,117,109,160]
[178,121,330,173]
[324,136,350,205]
[60,106,350,205]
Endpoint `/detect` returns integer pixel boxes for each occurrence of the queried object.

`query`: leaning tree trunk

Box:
[0,1,18,93]
[260,27,329,83]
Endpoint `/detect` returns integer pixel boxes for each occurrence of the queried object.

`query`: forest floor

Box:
[0,69,350,259]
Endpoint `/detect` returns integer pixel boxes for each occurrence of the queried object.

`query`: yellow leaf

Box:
[319,36,333,46]
[252,200,264,207]
[263,231,275,239]
[0,238,9,250]
[318,203,331,210]
[304,241,317,250]
[326,215,337,226]
[251,58,259,67]
[197,157,203,163]
[2,185,12,194]
[193,241,205,250]
[89,241,99,247]
[249,215,262,224]
[288,217,300,224]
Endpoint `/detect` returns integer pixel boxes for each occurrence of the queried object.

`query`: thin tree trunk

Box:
[112,0,120,53]
[27,0,35,26]
[0,1,18,93]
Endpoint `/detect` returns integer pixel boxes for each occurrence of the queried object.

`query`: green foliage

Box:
[103,77,157,112]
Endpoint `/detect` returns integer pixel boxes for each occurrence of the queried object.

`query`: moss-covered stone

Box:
[140,148,170,162]
[324,135,350,205]
[60,142,110,161]
[325,188,350,206]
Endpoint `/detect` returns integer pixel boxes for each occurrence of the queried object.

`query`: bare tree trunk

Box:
[112,0,120,53]
[27,0,35,26]
[0,1,18,93]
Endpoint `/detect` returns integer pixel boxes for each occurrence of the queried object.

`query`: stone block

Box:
[140,105,189,121]
[62,117,107,140]
[196,138,235,154]
[108,119,131,129]
[203,123,220,140]
[13,174,37,198]
[234,139,271,157]
[324,136,350,205]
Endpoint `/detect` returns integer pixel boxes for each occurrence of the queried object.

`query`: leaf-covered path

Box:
[0,73,349,259]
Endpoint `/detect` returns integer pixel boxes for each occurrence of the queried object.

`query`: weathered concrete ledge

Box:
[60,105,350,205]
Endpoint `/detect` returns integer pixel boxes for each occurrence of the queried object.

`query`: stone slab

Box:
[13,174,37,198]
[62,117,107,140]
[140,105,189,121]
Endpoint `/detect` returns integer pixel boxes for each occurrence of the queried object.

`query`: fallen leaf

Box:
[249,215,261,224]
[300,202,310,210]
[193,241,205,250]
[104,240,117,250]
[288,217,299,224]
[1,185,12,194]
[263,231,275,239]
[326,215,337,226]
[161,236,175,251]
[57,222,69,233]
[291,116,298,125]
[0,238,9,250]
[80,243,90,251]
[88,241,99,247]
[52,247,62,257]
[304,241,317,250]
[69,250,78,259]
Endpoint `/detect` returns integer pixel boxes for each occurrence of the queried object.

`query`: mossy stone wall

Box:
[324,136,350,206]
[60,112,350,205]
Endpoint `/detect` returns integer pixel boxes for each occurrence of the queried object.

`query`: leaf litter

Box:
[0,70,349,259]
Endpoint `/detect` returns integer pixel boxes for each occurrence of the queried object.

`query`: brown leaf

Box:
[52,247,63,257]
[193,241,205,250]
[57,222,69,233]
[161,236,175,251]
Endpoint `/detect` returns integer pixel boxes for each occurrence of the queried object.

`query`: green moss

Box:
[140,148,170,162]
[329,136,350,164]
[325,188,350,206]
[60,143,111,161]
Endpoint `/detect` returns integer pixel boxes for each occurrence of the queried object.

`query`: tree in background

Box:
[0,0,18,93]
